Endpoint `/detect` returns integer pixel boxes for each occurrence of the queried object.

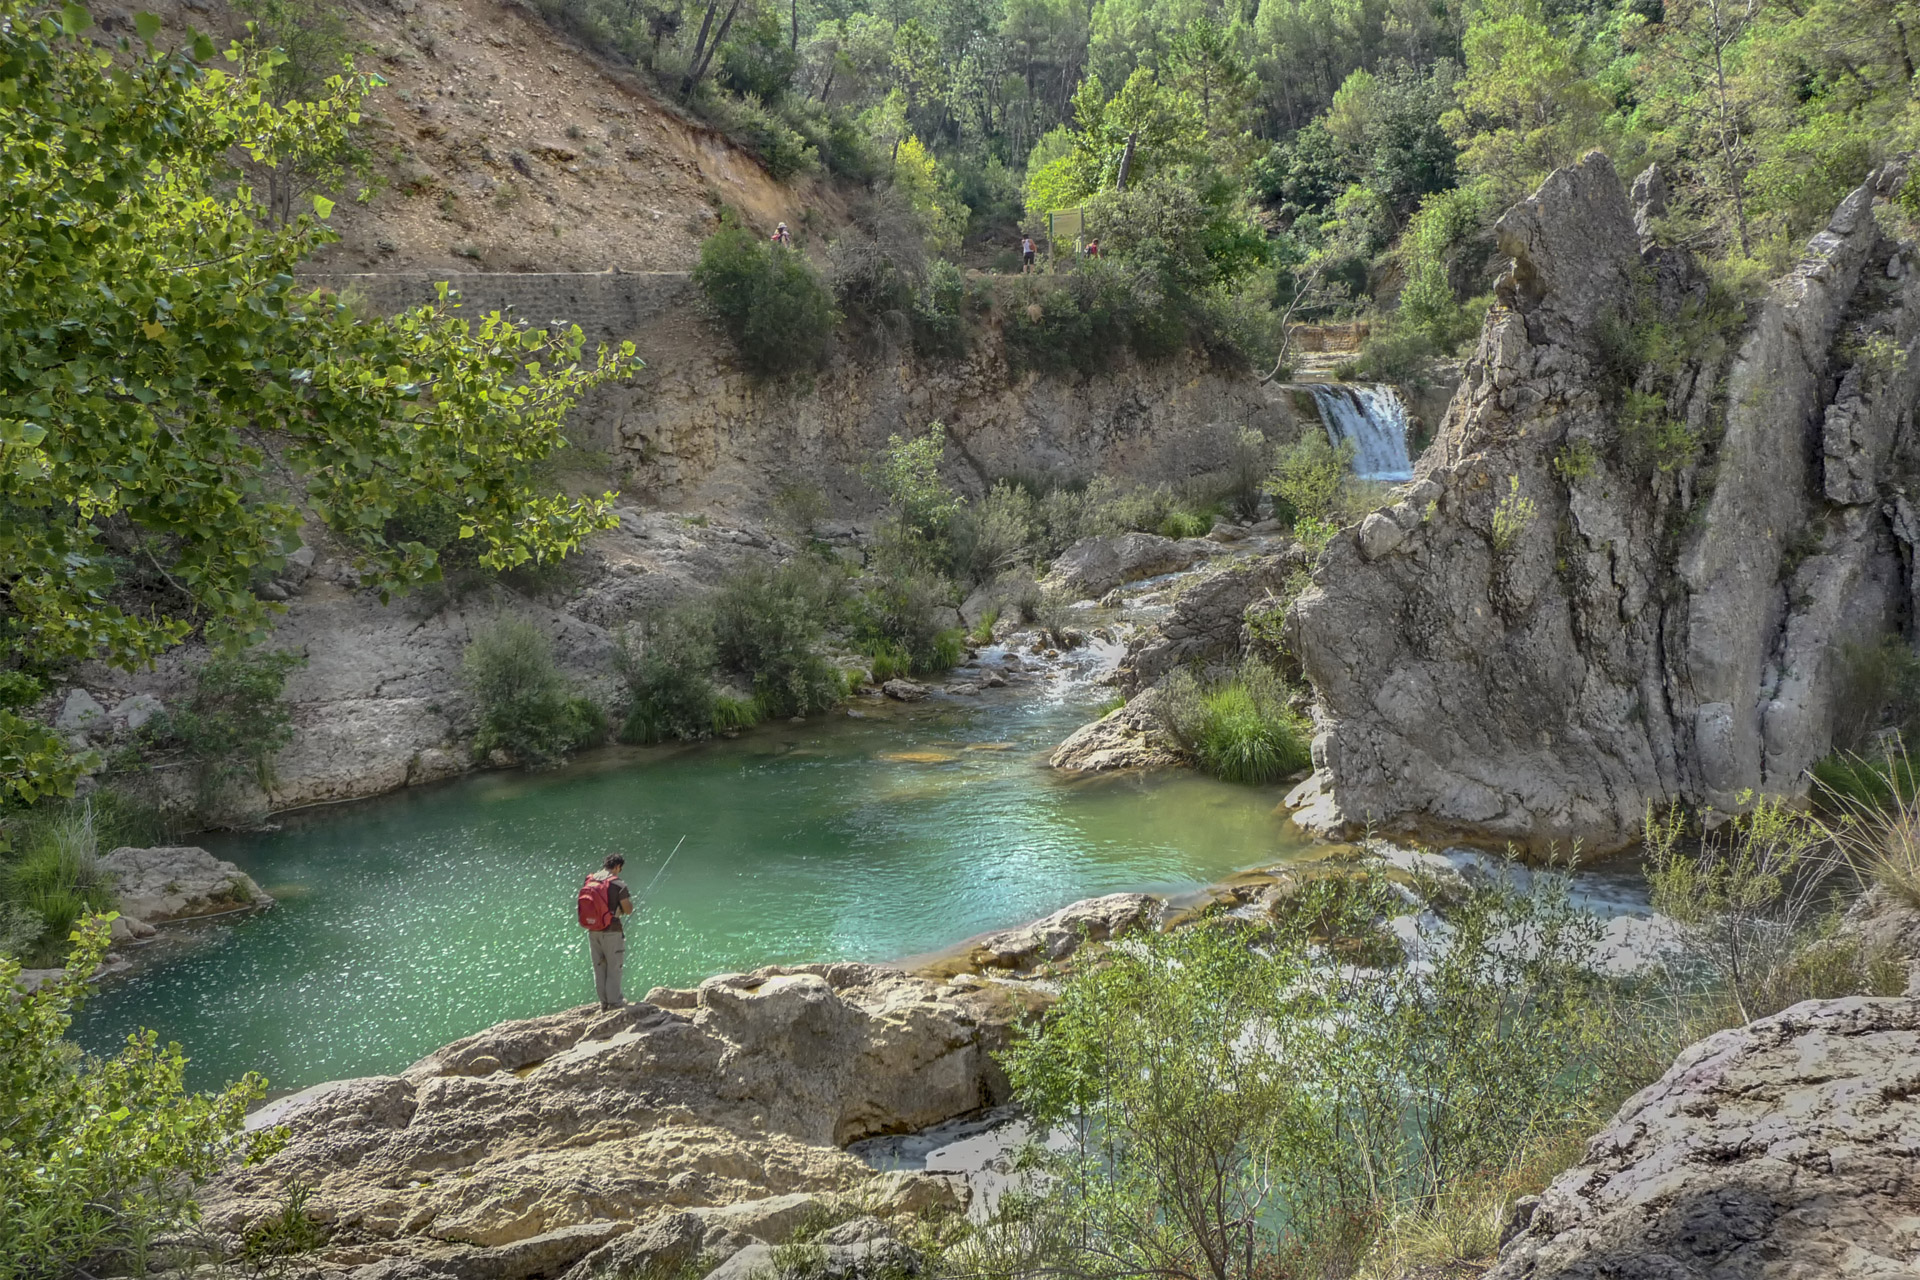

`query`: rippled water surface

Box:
[72,681,1316,1091]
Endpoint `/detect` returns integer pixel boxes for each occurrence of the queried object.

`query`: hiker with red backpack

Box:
[578,854,634,1010]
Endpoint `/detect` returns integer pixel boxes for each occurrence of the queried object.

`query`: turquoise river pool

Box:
[70,680,1317,1092]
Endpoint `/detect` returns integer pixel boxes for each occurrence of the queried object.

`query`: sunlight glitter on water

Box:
[72,683,1316,1091]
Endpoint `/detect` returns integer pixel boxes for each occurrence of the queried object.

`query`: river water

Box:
[70,677,1315,1092]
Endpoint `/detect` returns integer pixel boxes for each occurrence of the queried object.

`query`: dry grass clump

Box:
[1823,762,1920,910]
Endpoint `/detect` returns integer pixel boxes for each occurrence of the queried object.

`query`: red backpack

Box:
[577,873,616,931]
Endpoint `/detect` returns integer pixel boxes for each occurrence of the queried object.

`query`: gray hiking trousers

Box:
[588,927,624,1007]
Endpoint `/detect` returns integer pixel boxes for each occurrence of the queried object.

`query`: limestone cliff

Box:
[1288,153,1920,852]
[306,270,1294,514]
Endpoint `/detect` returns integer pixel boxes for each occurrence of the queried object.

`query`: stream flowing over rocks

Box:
[1288,153,1920,851]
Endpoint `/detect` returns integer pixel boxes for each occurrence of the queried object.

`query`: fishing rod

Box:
[634,835,686,912]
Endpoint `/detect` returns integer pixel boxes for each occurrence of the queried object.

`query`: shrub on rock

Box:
[695,221,836,377]
[463,620,604,766]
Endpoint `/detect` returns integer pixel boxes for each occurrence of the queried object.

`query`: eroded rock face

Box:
[599,332,1287,513]
[1490,996,1920,1279]
[85,509,781,818]
[1289,154,1920,850]
[200,963,1012,1263]
[1040,533,1215,600]
[1120,553,1299,694]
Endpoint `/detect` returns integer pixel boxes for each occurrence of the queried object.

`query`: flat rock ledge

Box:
[961,892,1159,972]
[200,963,1019,1280]
[1490,995,1920,1280]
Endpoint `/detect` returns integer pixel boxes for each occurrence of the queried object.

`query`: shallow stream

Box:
[71,669,1317,1092]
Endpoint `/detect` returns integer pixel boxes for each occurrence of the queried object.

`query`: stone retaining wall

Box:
[299,271,698,344]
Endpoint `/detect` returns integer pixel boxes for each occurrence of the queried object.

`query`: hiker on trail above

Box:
[577,853,633,1011]
[772,221,791,246]
[1021,235,1035,272]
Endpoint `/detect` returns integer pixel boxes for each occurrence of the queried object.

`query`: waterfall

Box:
[1300,384,1413,482]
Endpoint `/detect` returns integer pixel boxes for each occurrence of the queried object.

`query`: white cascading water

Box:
[1301,383,1413,482]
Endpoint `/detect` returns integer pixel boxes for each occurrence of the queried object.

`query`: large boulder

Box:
[100,845,271,924]
[1288,155,1920,851]
[967,892,1157,970]
[1490,997,1920,1280]
[199,963,1013,1263]
[1049,687,1179,772]
[1041,533,1214,600]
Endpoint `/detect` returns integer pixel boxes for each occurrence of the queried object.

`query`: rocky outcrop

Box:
[1040,533,1216,600]
[1490,996,1920,1279]
[964,892,1157,970]
[1120,553,1299,693]
[71,508,781,819]
[101,845,270,925]
[1289,154,1920,850]
[1048,687,1179,772]
[200,963,1014,1272]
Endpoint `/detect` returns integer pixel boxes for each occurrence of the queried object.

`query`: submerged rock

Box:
[1491,996,1920,1280]
[1048,687,1178,772]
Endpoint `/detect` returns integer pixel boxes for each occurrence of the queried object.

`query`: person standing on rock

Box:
[577,854,633,1010]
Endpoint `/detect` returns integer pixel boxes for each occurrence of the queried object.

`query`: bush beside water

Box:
[463,620,606,766]
[1159,661,1313,784]
[956,794,1907,1278]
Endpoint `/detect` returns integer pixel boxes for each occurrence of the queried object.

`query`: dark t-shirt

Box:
[599,874,632,933]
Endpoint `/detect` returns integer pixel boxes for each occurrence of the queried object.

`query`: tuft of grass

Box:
[1193,682,1313,783]
[1356,1123,1595,1278]
[240,1183,328,1266]
[1158,509,1213,540]
[1,804,116,965]
[929,628,965,673]
[712,696,759,733]
[969,607,999,647]
[1821,747,1920,910]
[1159,661,1313,785]
[868,641,912,685]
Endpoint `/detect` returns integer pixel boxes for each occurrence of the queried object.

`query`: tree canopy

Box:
[0,2,637,806]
